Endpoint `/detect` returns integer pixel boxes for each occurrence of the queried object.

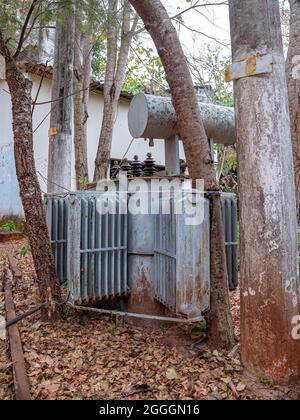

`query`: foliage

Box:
[0,0,103,59]
[122,46,167,95]
[0,218,26,233]
[16,243,31,268]
[187,44,234,107]
[0,219,16,232]
[190,321,207,340]
[92,39,167,95]
[216,145,237,175]
[215,144,237,193]
[91,34,108,82]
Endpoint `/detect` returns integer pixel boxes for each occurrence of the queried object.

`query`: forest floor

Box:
[0,239,299,400]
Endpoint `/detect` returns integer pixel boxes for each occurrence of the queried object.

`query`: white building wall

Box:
[0,71,183,218]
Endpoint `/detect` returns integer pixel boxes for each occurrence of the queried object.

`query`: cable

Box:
[68,301,204,324]
[115,137,136,169]
[37,171,72,193]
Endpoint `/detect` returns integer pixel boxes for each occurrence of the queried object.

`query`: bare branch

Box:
[32,60,48,115]
[175,19,230,49]
[14,0,40,59]
[134,0,228,36]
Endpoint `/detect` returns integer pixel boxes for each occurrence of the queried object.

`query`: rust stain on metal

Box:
[225,54,273,82]
[127,266,166,328]
[245,56,257,76]
[224,67,232,83]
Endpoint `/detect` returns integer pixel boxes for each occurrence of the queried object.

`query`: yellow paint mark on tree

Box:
[48,127,58,137]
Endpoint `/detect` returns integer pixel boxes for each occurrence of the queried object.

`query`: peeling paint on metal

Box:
[225,53,273,82]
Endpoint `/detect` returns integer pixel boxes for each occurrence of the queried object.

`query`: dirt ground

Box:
[0,239,298,400]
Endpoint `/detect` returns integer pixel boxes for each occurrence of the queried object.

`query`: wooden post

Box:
[229,0,300,384]
[3,269,31,400]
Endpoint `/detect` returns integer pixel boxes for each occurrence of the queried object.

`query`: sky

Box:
[162,0,231,55]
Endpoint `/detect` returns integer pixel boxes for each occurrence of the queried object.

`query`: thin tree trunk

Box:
[94,0,118,181]
[73,19,92,190]
[47,5,75,193]
[0,32,61,321]
[94,0,139,181]
[129,0,234,350]
[229,0,300,384]
[286,0,300,214]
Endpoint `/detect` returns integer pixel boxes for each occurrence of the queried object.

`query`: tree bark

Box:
[94,0,139,181]
[229,0,300,384]
[129,0,235,350]
[47,5,75,193]
[286,0,300,214]
[73,18,93,190]
[0,32,61,321]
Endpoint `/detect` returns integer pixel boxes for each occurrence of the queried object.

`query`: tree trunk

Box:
[47,5,75,193]
[129,0,235,350]
[94,0,139,181]
[0,32,61,321]
[229,0,300,384]
[73,19,93,190]
[286,0,300,214]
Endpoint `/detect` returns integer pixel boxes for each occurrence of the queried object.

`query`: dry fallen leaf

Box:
[166,368,179,380]
[121,383,151,397]
[236,382,246,392]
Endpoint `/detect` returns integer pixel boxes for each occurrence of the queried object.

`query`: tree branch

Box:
[175,20,230,48]
[14,0,40,59]
[134,0,228,36]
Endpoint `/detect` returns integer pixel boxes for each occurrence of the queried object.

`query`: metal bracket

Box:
[225,53,273,83]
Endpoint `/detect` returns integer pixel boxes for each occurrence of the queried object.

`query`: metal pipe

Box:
[68,302,204,324]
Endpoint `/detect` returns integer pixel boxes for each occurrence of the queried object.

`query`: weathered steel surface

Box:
[45,192,128,305]
[45,195,69,284]
[45,188,238,316]
[165,136,180,176]
[127,203,165,325]
[225,53,273,82]
[126,182,211,319]
[221,193,239,290]
[128,93,236,145]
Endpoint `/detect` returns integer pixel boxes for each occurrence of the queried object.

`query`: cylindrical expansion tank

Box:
[128,93,236,145]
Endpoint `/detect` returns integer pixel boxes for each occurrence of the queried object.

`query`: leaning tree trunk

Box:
[286,0,300,214]
[129,0,235,350]
[73,21,93,190]
[47,5,75,193]
[0,33,61,321]
[229,0,300,384]
[94,0,139,181]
